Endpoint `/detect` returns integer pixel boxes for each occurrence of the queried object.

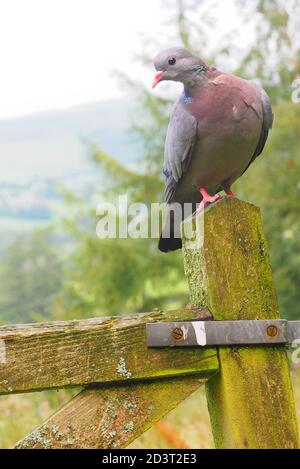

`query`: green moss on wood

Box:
[182,197,299,449]
[14,376,212,449]
[206,346,299,448]
[0,308,218,394]
[182,198,280,320]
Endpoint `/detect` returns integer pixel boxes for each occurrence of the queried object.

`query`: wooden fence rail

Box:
[0,197,299,449]
[0,310,217,394]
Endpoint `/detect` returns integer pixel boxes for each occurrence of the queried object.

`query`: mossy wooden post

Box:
[182,197,299,449]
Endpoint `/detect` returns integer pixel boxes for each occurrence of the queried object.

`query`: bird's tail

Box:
[158,202,199,252]
[158,203,185,253]
[158,232,182,252]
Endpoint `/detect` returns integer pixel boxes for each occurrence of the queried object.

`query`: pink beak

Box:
[152,71,164,89]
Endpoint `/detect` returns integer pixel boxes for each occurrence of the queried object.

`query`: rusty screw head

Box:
[172,327,184,341]
[267,325,278,337]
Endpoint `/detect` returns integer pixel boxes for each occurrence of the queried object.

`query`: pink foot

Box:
[196,188,222,213]
[224,190,235,197]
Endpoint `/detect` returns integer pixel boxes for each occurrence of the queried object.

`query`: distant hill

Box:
[0,98,141,183]
[0,99,143,242]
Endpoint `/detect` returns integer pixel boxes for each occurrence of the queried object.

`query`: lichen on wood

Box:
[0,309,218,394]
[14,376,208,449]
[182,197,299,449]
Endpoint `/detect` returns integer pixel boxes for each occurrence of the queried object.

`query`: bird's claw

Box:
[225,190,235,197]
[196,193,222,214]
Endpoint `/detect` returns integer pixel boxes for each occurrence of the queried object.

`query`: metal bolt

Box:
[267,325,278,337]
[171,327,184,341]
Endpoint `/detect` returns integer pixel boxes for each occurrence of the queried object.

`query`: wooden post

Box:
[182,197,299,449]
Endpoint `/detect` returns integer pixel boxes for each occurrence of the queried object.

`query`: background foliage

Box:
[0,0,299,449]
[53,0,300,320]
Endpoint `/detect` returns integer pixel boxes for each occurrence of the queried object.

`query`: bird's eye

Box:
[168,57,176,65]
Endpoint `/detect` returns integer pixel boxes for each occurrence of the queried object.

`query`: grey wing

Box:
[242,87,274,175]
[163,99,198,202]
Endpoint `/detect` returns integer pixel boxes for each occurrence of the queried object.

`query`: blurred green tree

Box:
[238,101,300,319]
[57,0,300,320]
[55,148,187,319]
[0,229,63,323]
[233,0,300,318]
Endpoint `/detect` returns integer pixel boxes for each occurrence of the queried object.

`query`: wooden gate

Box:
[0,198,298,448]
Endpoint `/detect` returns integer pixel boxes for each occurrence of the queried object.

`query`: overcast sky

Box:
[0,0,244,119]
[0,0,165,118]
[0,0,254,184]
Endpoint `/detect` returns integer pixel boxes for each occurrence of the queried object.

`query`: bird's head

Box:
[152,47,210,89]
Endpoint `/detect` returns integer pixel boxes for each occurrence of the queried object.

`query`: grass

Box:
[0,369,299,449]
[0,389,78,448]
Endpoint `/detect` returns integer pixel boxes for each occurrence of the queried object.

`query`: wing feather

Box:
[163,98,197,202]
[241,86,274,175]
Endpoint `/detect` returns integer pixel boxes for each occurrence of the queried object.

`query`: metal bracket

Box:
[146,319,300,347]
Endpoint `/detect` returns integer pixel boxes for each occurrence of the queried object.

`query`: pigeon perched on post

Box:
[152,47,273,252]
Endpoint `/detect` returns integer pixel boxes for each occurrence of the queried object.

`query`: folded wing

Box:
[163,99,198,202]
[241,86,274,175]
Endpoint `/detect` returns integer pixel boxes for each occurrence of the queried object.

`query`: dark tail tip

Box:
[158,235,182,253]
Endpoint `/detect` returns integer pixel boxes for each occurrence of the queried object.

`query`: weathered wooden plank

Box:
[0,309,218,394]
[14,376,207,449]
[182,197,299,449]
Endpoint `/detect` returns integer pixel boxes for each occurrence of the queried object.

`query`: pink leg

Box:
[224,189,235,197]
[196,187,222,213]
